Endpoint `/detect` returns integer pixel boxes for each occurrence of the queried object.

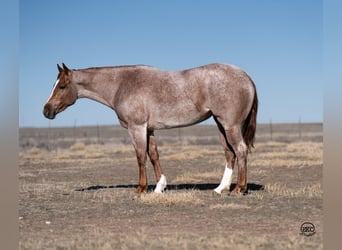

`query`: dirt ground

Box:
[19,123,323,249]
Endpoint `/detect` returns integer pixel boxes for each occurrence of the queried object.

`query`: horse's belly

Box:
[149,109,211,130]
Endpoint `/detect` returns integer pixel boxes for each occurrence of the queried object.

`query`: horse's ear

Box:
[57,64,63,73]
[62,63,70,72]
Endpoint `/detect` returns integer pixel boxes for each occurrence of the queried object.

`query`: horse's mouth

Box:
[43,102,71,119]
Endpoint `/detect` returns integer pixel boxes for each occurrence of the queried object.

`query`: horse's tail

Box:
[243,84,258,152]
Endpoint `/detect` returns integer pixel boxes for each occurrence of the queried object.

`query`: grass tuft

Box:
[265,183,322,198]
[172,169,222,184]
[210,203,251,209]
[69,142,86,151]
[140,190,203,206]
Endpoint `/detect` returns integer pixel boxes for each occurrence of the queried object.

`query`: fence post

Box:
[97,122,100,144]
[178,127,182,144]
[47,120,51,151]
[73,119,77,144]
[270,119,273,141]
[299,116,302,141]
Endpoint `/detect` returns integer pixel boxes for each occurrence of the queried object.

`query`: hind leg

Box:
[147,130,167,193]
[214,119,236,194]
[225,126,248,194]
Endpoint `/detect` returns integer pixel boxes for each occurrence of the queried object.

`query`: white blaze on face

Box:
[214,164,233,194]
[46,79,60,103]
[154,174,167,193]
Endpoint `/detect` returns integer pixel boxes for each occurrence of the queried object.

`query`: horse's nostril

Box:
[43,108,49,118]
[43,104,56,119]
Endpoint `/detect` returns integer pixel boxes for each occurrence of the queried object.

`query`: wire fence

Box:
[19,121,322,152]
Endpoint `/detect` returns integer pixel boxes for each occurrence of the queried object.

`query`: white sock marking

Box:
[214,164,233,194]
[154,174,167,193]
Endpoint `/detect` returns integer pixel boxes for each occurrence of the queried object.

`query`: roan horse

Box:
[43,63,258,194]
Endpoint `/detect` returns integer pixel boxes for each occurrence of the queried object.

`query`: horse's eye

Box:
[59,85,66,90]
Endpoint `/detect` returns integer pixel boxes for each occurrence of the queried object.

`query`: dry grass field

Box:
[19,123,322,249]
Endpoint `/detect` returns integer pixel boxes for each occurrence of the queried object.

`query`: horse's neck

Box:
[74,69,119,109]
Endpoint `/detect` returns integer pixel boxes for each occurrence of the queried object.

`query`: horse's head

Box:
[43,63,78,119]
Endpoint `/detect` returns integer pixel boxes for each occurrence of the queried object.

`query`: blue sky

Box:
[19,0,322,127]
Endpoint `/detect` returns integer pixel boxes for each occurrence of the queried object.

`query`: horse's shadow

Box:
[76,183,264,193]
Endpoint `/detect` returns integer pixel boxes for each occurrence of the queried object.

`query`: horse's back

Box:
[115,63,256,129]
[181,63,255,101]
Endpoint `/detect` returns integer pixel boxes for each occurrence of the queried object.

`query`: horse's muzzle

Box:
[43,103,56,119]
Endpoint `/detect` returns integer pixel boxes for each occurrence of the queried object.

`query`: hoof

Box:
[135,185,147,194]
[213,187,224,194]
[214,184,230,195]
[154,174,167,193]
[232,186,248,195]
[212,190,224,196]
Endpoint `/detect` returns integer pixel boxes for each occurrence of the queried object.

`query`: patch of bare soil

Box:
[19,124,323,249]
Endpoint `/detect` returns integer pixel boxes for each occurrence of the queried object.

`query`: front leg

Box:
[128,124,148,194]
